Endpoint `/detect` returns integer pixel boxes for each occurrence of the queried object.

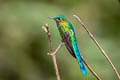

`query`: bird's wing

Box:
[62,32,76,58]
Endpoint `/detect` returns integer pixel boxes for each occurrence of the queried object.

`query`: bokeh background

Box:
[0,0,120,80]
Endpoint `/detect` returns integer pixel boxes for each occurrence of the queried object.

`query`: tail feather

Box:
[78,58,87,75]
[76,52,87,75]
[72,42,87,75]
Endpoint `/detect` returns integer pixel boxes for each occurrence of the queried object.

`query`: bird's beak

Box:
[47,17,55,19]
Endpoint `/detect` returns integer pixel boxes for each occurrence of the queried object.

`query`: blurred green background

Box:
[0,0,120,80]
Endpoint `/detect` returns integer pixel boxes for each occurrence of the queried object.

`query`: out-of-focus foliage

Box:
[0,0,120,80]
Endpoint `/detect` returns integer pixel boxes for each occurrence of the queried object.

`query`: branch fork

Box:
[42,24,61,80]
[47,42,64,56]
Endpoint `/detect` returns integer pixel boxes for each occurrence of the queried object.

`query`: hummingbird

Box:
[48,15,87,75]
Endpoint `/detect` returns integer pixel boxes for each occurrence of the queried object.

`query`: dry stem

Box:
[42,24,61,80]
[48,42,64,56]
[73,15,120,80]
[81,56,101,80]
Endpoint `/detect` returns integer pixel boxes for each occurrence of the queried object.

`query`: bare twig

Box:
[48,42,64,56]
[73,15,120,80]
[42,24,61,80]
[81,56,101,80]
[54,42,64,55]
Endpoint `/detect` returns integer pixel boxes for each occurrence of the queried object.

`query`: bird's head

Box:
[48,15,67,23]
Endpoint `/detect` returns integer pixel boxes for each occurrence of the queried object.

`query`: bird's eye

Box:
[57,18,60,20]
[56,18,60,21]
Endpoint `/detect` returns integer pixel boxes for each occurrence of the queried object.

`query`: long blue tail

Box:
[77,52,87,75]
[72,42,87,75]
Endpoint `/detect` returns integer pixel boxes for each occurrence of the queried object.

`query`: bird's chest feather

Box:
[59,23,69,32]
[58,22,76,41]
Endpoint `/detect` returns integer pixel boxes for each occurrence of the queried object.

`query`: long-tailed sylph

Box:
[48,15,87,75]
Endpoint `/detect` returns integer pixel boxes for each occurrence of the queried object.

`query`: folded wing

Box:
[62,32,76,58]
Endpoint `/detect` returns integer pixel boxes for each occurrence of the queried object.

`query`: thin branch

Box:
[73,15,120,80]
[81,56,101,80]
[42,24,61,80]
[48,42,64,56]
